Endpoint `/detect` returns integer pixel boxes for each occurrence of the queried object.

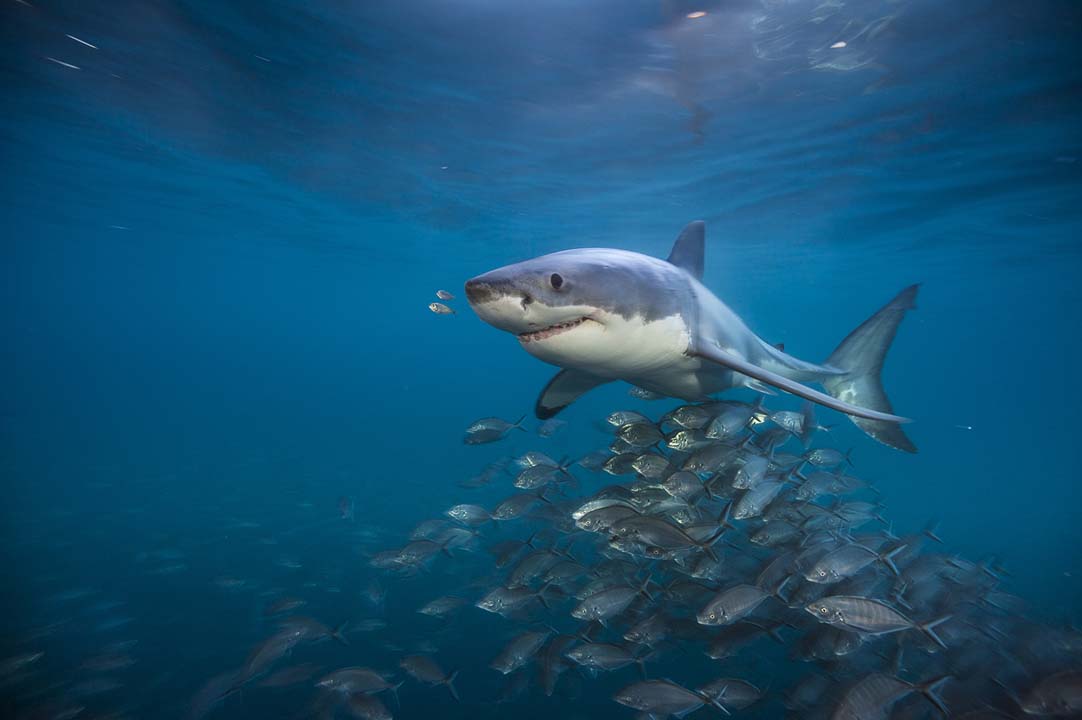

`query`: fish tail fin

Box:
[890,581,914,611]
[916,675,952,716]
[556,456,577,482]
[717,501,734,533]
[923,519,944,544]
[444,670,460,702]
[637,575,655,603]
[918,615,952,650]
[700,688,732,717]
[992,676,1023,710]
[770,574,793,604]
[213,684,244,706]
[390,681,404,710]
[790,459,807,481]
[709,699,733,716]
[699,526,728,562]
[332,621,349,646]
[700,476,716,501]
[513,415,527,432]
[979,556,1009,580]
[821,284,919,453]
[881,543,908,577]
[553,542,577,564]
[536,582,554,610]
[700,543,718,564]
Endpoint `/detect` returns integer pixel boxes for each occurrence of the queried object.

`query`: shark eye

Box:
[549,273,564,289]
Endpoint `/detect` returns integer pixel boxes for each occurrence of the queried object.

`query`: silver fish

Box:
[805,595,950,648]
[831,673,949,720]
[614,679,718,717]
[490,630,550,674]
[428,301,455,315]
[399,655,459,700]
[1020,671,1082,716]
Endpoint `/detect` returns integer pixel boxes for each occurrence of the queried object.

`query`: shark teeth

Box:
[518,318,588,343]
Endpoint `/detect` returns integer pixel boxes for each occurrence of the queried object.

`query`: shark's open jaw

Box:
[517,317,591,343]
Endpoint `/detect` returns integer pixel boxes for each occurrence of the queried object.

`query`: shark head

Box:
[464,246,695,373]
[464,248,611,337]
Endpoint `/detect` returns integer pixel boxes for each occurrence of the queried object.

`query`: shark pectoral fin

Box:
[691,344,911,424]
[536,369,612,419]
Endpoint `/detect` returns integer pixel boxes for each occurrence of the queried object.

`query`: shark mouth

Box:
[517,317,590,343]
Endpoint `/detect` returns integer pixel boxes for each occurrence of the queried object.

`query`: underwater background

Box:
[2,1,1082,718]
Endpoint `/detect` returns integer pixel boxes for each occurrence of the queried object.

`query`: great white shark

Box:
[464,221,918,452]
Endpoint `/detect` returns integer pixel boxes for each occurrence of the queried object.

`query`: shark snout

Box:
[464,278,496,305]
[465,275,526,307]
[464,274,536,333]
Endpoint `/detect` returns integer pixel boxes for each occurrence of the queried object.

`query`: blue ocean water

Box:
[2,1,1081,718]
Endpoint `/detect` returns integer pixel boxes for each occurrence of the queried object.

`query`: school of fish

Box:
[6,397,1081,720]
[182,396,1081,719]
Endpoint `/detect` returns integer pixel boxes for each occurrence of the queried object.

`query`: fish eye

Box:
[549,273,564,289]
[709,613,717,620]
[819,606,828,615]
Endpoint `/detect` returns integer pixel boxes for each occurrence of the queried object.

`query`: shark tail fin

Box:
[822,285,920,453]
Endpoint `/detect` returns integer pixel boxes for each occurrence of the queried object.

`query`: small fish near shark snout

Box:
[465,221,920,452]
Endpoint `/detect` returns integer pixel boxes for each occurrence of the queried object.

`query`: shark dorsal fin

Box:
[666,221,705,280]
